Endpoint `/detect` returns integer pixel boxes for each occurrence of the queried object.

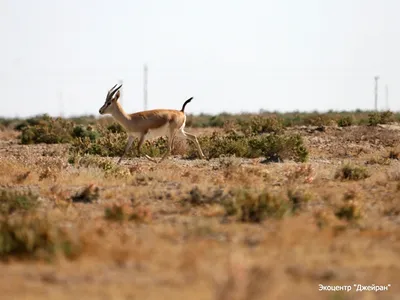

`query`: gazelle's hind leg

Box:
[137,134,157,163]
[178,128,206,159]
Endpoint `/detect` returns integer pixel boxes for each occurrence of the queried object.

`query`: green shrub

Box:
[337,116,354,127]
[237,116,284,136]
[380,111,394,124]
[70,128,167,158]
[72,125,100,141]
[20,117,74,144]
[368,111,394,126]
[186,131,308,162]
[303,113,333,126]
[186,132,249,159]
[107,123,125,133]
[249,134,308,163]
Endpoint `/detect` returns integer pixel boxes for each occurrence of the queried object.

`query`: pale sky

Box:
[1,0,399,118]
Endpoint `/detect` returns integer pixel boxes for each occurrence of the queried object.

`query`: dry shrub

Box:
[0,213,81,259]
[365,156,391,166]
[182,187,302,223]
[335,164,370,181]
[183,187,229,206]
[71,184,100,203]
[335,200,362,221]
[233,189,291,222]
[70,155,131,178]
[104,203,152,223]
[0,189,39,215]
[334,190,363,221]
[284,164,314,184]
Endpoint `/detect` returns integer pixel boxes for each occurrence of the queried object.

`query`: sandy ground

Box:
[0,125,399,300]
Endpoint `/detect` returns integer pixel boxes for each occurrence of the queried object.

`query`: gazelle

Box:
[99,83,206,164]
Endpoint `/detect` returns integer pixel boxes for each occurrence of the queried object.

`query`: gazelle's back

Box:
[128,109,185,132]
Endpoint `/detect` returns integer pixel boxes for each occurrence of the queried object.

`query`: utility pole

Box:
[374,76,379,111]
[143,64,148,110]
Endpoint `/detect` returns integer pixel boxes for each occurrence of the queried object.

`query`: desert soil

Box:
[0,125,399,300]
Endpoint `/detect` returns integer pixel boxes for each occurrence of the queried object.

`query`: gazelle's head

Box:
[99,84,122,115]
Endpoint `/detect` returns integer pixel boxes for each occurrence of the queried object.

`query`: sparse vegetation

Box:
[335,164,370,181]
[0,213,81,259]
[0,190,39,215]
[1,112,400,298]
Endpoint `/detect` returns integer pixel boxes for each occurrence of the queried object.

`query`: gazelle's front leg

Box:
[159,131,176,164]
[118,135,134,164]
[137,134,157,163]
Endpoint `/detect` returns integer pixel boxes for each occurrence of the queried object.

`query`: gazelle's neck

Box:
[111,101,132,129]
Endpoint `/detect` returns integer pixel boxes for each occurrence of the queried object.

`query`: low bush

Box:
[335,164,370,181]
[0,213,81,259]
[337,116,354,127]
[0,190,39,215]
[237,116,284,135]
[104,203,152,223]
[186,131,308,162]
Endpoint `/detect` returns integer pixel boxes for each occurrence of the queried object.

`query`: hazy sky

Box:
[1,0,399,117]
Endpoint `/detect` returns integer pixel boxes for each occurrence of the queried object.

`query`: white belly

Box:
[129,124,170,141]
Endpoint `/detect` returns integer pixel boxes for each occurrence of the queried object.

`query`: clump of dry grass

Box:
[0,189,39,215]
[284,164,315,184]
[183,187,229,206]
[335,200,362,221]
[0,213,81,259]
[334,190,363,221]
[182,187,303,223]
[69,155,131,178]
[335,164,370,181]
[104,203,152,223]
[365,156,391,166]
[232,189,292,222]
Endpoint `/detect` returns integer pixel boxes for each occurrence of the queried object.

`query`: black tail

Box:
[180,97,193,112]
